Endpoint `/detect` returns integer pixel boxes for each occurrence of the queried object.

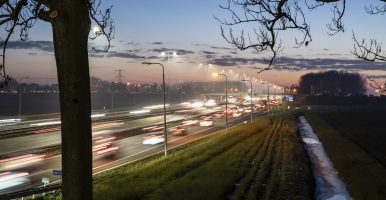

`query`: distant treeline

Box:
[299,70,366,96]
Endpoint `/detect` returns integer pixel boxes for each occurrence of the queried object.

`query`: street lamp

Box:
[242,79,253,123]
[213,73,228,132]
[142,62,168,156]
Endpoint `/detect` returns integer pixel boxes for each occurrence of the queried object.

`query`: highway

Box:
[0,104,264,196]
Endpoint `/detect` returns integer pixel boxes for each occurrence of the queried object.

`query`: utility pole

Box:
[115,69,125,83]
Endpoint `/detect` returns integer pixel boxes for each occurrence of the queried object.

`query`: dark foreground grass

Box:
[93,113,312,200]
[305,112,386,200]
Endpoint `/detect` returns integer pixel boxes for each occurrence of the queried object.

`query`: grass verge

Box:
[93,113,312,200]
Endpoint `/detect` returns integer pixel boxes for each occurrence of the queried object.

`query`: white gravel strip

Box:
[298,116,350,200]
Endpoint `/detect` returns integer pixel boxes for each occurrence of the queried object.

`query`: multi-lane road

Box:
[0,104,263,197]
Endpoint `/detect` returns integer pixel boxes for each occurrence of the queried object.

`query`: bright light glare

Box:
[204,99,216,107]
[143,104,169,109]
[92,130,112,136]
[190,101,204,108]
[0,118,21,124]
[2,155,45,169]
[0,172,29,190]
[93,26,101,35]
[130,110,151,114]
[143,136,164,145]
[91,114,106,118]
[30,121,61,126]
[173,51,177,56]
[212,73,218,77]
[199,120,213,127]
[95,137,116,143]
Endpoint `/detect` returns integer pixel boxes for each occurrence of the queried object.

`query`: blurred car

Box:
[244,109,252,113]
[0,154,46,171]
[92,142,119,158]
[181,120,199,126]
[232,112,242,117]
[169,127,187,136]
[200,115,213,121]
[92,136,119,159]
[200,120,213,127]
[142,133,165,145]
[214,113,224,118]
[142,125,164,132]
[0,171,30,190]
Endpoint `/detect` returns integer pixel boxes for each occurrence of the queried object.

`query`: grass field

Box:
[92,113,313,200]
[305,109,386,200]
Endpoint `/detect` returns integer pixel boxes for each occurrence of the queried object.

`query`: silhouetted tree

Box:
[299,70,366,96]
[0,1,113,200]
[217,0,386,72]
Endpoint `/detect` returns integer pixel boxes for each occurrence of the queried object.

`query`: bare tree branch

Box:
[216,0,311,73]
[365,1,386,15]
[352,32,386,62]
[0,0,114,87]
[326,0,346,35]
[88,0,114,53]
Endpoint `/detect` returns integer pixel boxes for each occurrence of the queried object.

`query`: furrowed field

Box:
[93,113,313,200]
[305,107,386,200]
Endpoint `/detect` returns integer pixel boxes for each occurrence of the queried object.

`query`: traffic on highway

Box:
[0,99,275,196]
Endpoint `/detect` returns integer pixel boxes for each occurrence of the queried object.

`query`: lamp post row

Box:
[142,62,278,156]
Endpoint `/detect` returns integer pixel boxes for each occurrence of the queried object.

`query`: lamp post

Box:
[213,73,228,132]
[142,62,168,156]
[242,79,253,123]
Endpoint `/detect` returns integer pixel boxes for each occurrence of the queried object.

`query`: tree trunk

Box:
[51,1,92,200]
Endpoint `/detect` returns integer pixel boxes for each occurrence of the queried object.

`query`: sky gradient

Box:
[5,0,386,86]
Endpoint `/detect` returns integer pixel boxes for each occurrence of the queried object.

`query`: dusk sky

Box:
[5,0,386,86]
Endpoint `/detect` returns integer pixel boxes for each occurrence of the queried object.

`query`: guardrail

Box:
[0,184,61,200]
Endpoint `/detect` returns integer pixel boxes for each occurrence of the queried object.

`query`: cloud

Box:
[8,41,54,52]
[201,50,217,55]
[152,47,195,55]
[209,56,264,66]
[367,74,386,79]
[107,51,146,59]
[208,55,386,71]
[151,41,163,45]
[89,53,105,58]
[127,41,141,46]
[210,46,232,50]
[272,57,386,71]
